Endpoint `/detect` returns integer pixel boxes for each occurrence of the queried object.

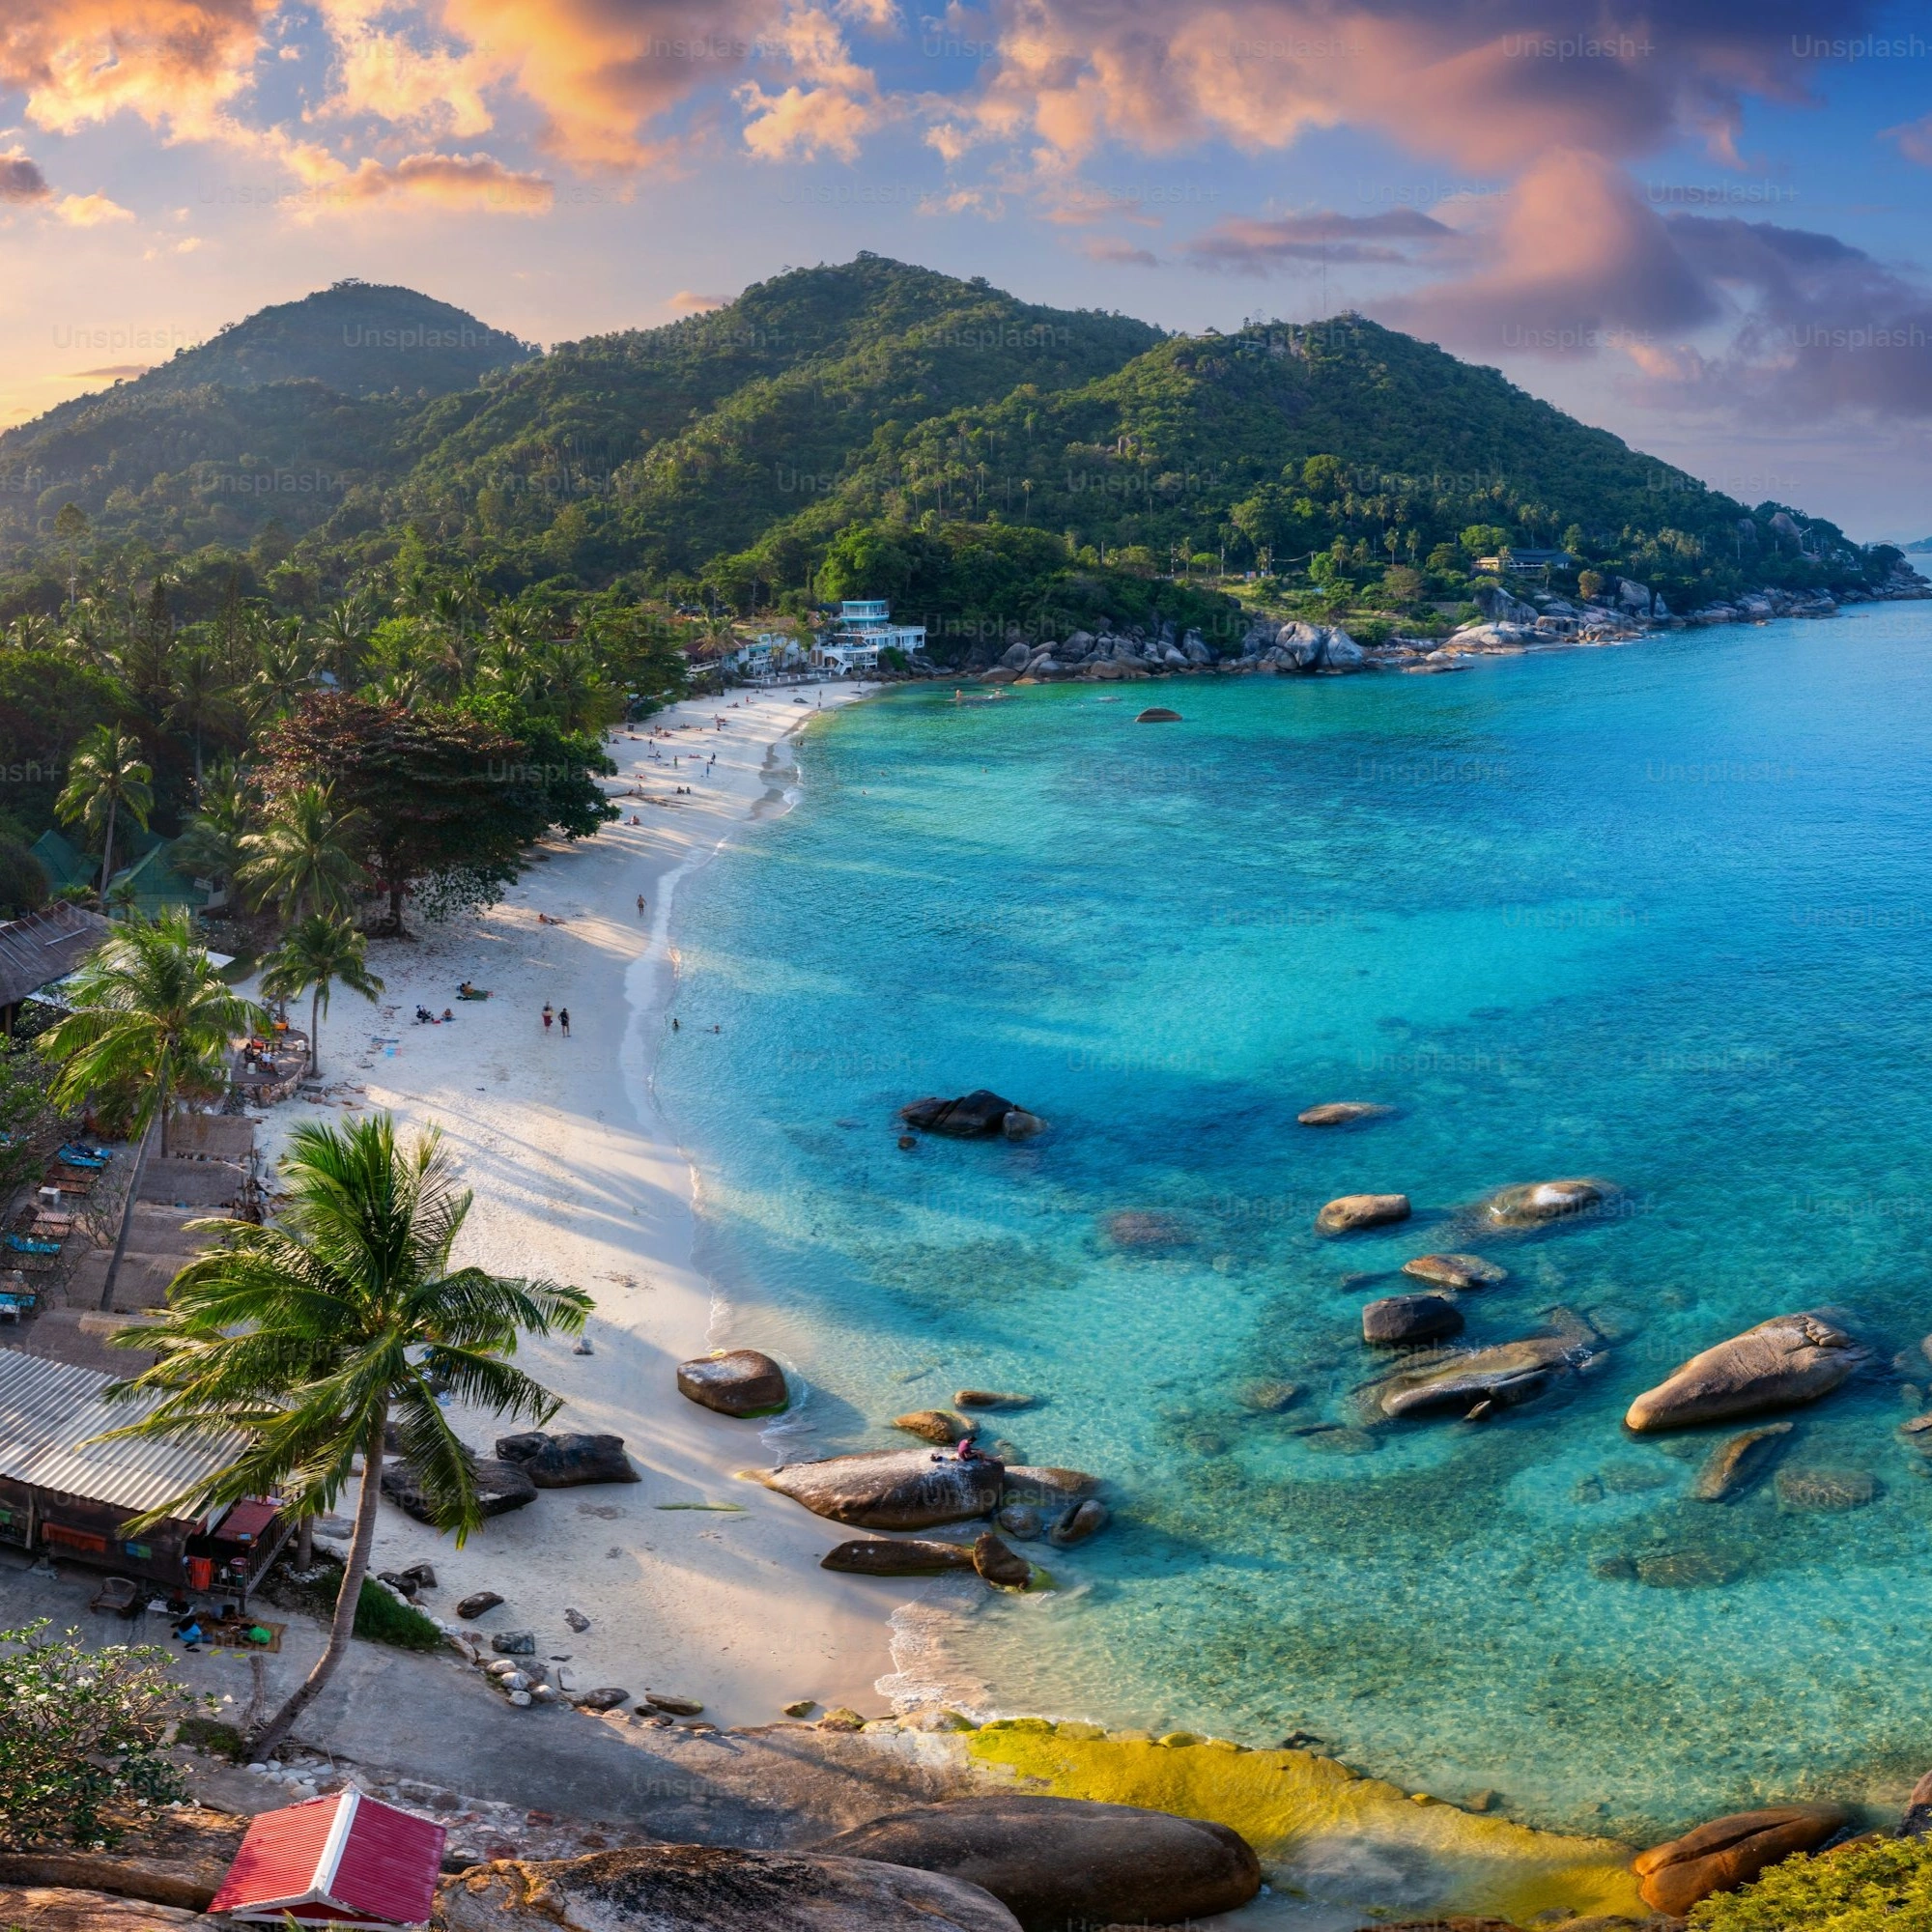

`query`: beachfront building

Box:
[0,901,110,1036]
[729,632,806,679]
[812,600,925,672]
[0,1347,287,1598]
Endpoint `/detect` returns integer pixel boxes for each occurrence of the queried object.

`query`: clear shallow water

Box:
[656,609,1932,1839]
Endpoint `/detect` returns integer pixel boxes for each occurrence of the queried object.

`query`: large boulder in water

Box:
[1317,1193,1410,1234]
[755,1448,1005,1529]
[1481,1178,1616,1228]
[812,1796,1261,1930]
[383,1456,534,1522]
[438,1845,1019,1932]
[677,1350,789,1417]
[1000,1465,1100,1510]
[1625,1313,1868,1433]
[1633,1805,1847,1916]
[1296,1101,1393,1127]
[900,1092,1023,1138]
[495,1433,639,1487]
[1362,1293,1463,1346]
[1374,1332,1599,1420]
[1403,1252,1507,1290]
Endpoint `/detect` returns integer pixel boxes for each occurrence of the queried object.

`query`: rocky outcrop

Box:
[0,1889,205,1932]
[1625,1313,1868,1432]
[0,1810,243,1912]
[1317,1193,1411,1234]
[1633,1805,1846,1915]
[437,1847,1020,1932]
[756,1448,1006,1529]
[1402,1253,1507,1290]
[495,1433,639,1488]
[1243,621,1365,673]
[821,1539,978,1576]
[1692,1423,1792,1501]
[813,1796,1261,1931]
[1362,1294,1463,1346]
[1480,1179,1616,1228]
[678,1350,789,1417]
[1296,1102,1394,1127]
[901,1092,1031,1139]
[383,1455,535,1522]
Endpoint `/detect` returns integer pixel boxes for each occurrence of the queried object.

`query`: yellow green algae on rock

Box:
[965,1721,1644,1923]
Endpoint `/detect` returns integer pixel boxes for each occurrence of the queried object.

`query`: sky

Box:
[3,0,1931,540]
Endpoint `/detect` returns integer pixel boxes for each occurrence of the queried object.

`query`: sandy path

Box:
[247,683,901,1729]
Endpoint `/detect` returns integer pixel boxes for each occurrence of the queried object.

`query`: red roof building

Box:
[210,1789,445,1930]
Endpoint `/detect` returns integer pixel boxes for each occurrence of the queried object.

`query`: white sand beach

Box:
[245,682,904,1729]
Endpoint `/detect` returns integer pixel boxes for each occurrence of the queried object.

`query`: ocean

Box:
[654,605,1932,1839]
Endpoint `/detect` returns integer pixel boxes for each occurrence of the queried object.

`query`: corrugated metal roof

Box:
[0,903,110,1009]
[212,1792,444,1928]
[0,1346,248,1519]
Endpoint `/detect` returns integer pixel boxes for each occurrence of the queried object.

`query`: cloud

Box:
[1187,207,1461,270]
[1081,236,1158,265]
[55,190,135,224]
[68,363,154,377]
[668,289,733,312]
[0,149,50,201]
[736,5,890,161]
[1885,113,1932,168]
[315,149,554,212]
[307,1,500,139]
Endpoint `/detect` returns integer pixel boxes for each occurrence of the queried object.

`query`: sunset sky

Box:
[4,0,1930,537]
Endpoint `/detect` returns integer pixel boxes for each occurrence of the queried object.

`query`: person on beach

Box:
[637,894,646,916]
[542,1004,554,1034]
[559,1008,572,1037]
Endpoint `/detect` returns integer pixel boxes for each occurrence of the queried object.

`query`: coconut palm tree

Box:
[56,726,154,903]
[235,784,367,922]
[99,1114,591,1756]
[163,646,241,786]
[170,760,255,904]
[38,914,262,1309]
[260,913,383,1077]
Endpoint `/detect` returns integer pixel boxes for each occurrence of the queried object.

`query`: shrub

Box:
[351,1578,443,1651]
[1689,1835,1932,1932]
[0,1620,209,1845]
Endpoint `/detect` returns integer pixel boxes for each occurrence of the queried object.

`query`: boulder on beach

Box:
[813,1795,1262,1931]
[438,1845,1020,1932]
[1317,1193,1411,1235]
[821,1539,978,1576]
[894,1409,976,1445]
[900,1091,1024,1138]
[1693,1423,1792,1502]
[569,1688,630,1711]
[1633,1805,1847,1916]
[972,1532,1033,1589]
[677,1349,789,1417]
[1374,1333,1599,1421]
[1481,1179,1616,1228]
[383,1456,535,1523]
[1001,1465,1101,1510]
[1362,1293,1463,1347]
[455,1589,504,1620]
[1625,1313,1868,1433]
[1402,1253,1508,1291]
[1296,1102,1395,1127]
[756,1448,1006,1529]
[495,1433,639,1488]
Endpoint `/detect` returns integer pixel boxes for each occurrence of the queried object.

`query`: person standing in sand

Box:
[542,1003,554,1035]
[559,1008,572,1038]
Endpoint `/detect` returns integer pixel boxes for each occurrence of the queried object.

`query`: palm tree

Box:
[261,914,383,1077]
[56,726,154,902]
[235,784,367,922]
[38,914,262,1309]
[170,760,254,903]
[99,1115,591,1756]
[164,646,241,786]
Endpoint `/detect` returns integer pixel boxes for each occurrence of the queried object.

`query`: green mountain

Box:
[0,256,1888,622]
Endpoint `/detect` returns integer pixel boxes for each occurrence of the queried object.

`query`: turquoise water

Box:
[656,608,1932,1839]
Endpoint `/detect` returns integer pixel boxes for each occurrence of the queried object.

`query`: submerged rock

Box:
[1362,1294,1463,1346]
[677,1350,789,1417]
[956,1389,1036,1410]
[1776,1465,1878,1511]
[1047,1500,1109,1548]
[813,1796,1260,1930]
[1626,1313,1868,1432]
[1000,1109,1044,1140]
[1297,1102,1394,1127]
[1100,1209,1188,1248]
[438,1845,1020,1932]
[757,1449,1006,1529]
[895,1409,976,1446]
[900,1091,1024,1138]
[1634,1805,1847,1915]
[1135,707,1183,723]
[1235,1378,1304,1412]
[495,1433,639,1488]
[1317,1193,1411,1235]
[1693,1423,1793,1501]
[1402,1253,1508,1291]
[1481,1179,1616,1228]
[821,1539,978,1576]
[1634,1547,1743,1589]
[1373,1333,1598,1420]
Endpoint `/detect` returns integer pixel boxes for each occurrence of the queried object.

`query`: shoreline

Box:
[248,680,904,1732]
